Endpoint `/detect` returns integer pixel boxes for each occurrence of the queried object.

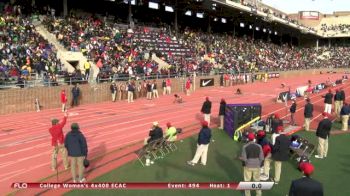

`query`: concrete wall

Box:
[0,69,345,115]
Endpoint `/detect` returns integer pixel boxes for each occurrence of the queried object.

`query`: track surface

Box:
[0,73,347,194]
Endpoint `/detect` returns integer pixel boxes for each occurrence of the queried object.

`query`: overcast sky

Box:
[261,0,350,14]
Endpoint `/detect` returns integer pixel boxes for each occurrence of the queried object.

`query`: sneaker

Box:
[73,180,77,183]
[274,181,279,185]
[260,174,269,181]
[199,163,206,166]
[150,161,154,164]
[187,161,195,166]
[79,178,86,183]
[315,155,324,159]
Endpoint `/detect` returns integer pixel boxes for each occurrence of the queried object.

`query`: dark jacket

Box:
[340,105,350,115]
[340,90,345,101]
[289,177,323,196]
[334,91,342,101]
[71,87,80,98]
[271,118,283,133]
[153,83,157,90]
[272,134,291,161]
[147,83,152,92]
[316,118,332,139]
[110,84,116,93]
[198,127,212,145]
[128,84,134,92]
[162,81,166,88]
[323,92,333,104]
[219,102,226,116]
[290,103,296,113]
[148,127,163,143]
[201,100,212,114]
[304,103,314,118]
[64,128,88,157]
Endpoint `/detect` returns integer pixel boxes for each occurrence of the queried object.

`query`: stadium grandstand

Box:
[1,0,350,195]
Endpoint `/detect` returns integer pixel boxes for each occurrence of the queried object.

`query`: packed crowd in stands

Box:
[320,23,350,34]
[0,5,62,87]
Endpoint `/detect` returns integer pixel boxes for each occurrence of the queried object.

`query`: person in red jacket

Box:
[49,112,69,171]
[185,78,191,96]
[61,89,67,112]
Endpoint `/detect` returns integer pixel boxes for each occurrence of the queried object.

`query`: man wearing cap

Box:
[165,122,177,142]
[49,113,69,171]
[201,97,212,126]
[271,128,290,184]
[239,132,264,196]
[315,112,332,159]
[322,89,333,114]
[64,123,88,183]
[304,98,314,131]
[289,162,324,196]
[218,98,226,129]
[145,122,163,145]
[187,121,212,166]
[290,100,297,125]
[340,102,350,131]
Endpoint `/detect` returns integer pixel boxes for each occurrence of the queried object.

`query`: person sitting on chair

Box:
[173,94,183,103]
[144,122,163,145]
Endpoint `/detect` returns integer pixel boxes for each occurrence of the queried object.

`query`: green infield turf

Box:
[66,129,350,196]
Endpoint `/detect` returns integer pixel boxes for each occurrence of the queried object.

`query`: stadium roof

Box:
[261,0,350,14]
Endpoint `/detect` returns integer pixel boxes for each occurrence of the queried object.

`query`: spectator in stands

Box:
[110,81,117,102]
[218,98,226,130]
[340,102,350,131]
[145,122,163,145]
[289,162,323,196]
[334,89,342,121]
[165,122,177,142]
[71,84,80,107]
[187,121,212,166]
[49,113,69,171]
[322,89,333,114]
[290,99,297,125]
[315,112,332,159]
[201,97,212,126]
[239,132,263,196]
[64,123,88,183]
[127,81,135,103]
[60,89,67,112]
[152,80,159,99]
[271,127,291,184]
[304,98,314,131]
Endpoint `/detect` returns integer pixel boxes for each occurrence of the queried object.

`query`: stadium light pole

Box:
[128,0,133,26]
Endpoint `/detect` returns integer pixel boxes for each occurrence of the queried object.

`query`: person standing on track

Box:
[322,89,333,114]
[49,112,69,171]
[60,89,67,112]
[152,80,159,99]
[201,97,212,126]
[315,112,332,159]
[71,84,80,107]
[218,98,226,129]
[110,81,117,102]
[65,123,88,183]
[304,98,313,131]
[290,99,297,126]
[185,78,191,96]
[334,89,342,121]
[166,78,172,95]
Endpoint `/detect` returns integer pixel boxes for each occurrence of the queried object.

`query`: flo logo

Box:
[12,183,28,189]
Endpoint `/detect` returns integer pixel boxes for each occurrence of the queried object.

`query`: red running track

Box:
[0,73,348,194]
